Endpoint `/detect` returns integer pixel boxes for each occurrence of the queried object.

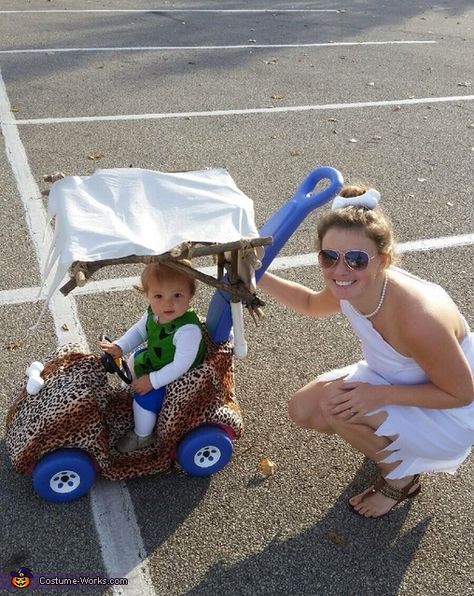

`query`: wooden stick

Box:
[59,236,272,296]
[163,259,252,302]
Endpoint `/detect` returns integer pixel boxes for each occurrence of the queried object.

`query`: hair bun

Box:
[331,188,380,211]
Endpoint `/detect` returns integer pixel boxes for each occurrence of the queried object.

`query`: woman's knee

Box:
[288,385,333,433]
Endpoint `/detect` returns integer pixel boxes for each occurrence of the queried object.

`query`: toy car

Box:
[6,165,343,503]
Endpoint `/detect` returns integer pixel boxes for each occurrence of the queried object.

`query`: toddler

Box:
[100,261,205,453]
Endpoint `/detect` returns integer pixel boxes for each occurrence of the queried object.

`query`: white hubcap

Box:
[50,470,81,493]
[193,445,221,468]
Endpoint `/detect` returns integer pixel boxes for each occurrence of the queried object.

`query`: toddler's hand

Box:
[132,375,153,395]
[99,340,122,359]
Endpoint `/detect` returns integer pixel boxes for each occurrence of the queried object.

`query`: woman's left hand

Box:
[327,381,385,421]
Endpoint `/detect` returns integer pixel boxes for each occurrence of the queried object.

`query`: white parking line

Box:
[0,68,155,596]
[9,95,474,126]
[1,9,342,14]
[0,287,39,306]
[0,40,437,54]
[269,234,474,270]
[2,234,473,306]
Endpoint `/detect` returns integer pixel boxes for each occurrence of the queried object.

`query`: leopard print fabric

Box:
[6,335,241,481]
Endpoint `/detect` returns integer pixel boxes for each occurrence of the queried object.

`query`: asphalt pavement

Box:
[0,2,473,595]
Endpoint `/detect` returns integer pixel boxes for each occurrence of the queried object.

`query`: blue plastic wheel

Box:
[177,425,233,477]
[32,448,96,503]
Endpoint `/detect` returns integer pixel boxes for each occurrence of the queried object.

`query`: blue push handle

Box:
[206,165,343,343]
[256,165,343,277]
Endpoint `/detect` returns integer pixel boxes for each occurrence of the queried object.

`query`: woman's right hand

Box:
[99,340,123,359]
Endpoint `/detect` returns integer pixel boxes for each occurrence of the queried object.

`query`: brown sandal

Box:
[349,474,421,518]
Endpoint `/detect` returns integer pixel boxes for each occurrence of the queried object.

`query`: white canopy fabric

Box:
[38,167,260,323]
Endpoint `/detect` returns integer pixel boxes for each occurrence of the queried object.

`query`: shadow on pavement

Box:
[2,1,472,88]
[187,460,431,596]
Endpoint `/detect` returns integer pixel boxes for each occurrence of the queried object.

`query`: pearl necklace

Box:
[361,275,388,318]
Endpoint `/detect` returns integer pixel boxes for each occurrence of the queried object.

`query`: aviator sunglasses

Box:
[318,249,377,271]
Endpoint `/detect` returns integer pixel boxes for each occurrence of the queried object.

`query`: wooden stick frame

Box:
[60,237,272,313]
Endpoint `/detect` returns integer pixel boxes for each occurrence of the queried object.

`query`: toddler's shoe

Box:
[117,430,154,453]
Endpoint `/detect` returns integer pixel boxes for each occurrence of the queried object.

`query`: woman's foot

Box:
[348,474,421,518]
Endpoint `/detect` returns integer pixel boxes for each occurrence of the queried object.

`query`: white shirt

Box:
[115,311,203,390]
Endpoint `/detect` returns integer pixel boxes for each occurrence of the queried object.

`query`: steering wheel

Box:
[99,335,133,385]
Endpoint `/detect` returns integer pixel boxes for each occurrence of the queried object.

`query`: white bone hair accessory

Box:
[26,361,45,395]
[331,188,380,211]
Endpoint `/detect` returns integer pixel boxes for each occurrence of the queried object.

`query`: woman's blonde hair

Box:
[316,184,397,262]
[139,260,196,295]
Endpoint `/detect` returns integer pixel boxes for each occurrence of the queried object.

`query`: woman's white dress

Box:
[319,268,474,479]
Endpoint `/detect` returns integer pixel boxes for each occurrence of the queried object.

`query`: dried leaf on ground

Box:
[271,93,284,100]
[259,457,276,476]
[88,152,105,161]
[327,532,346,546]
[5,340,26,350]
